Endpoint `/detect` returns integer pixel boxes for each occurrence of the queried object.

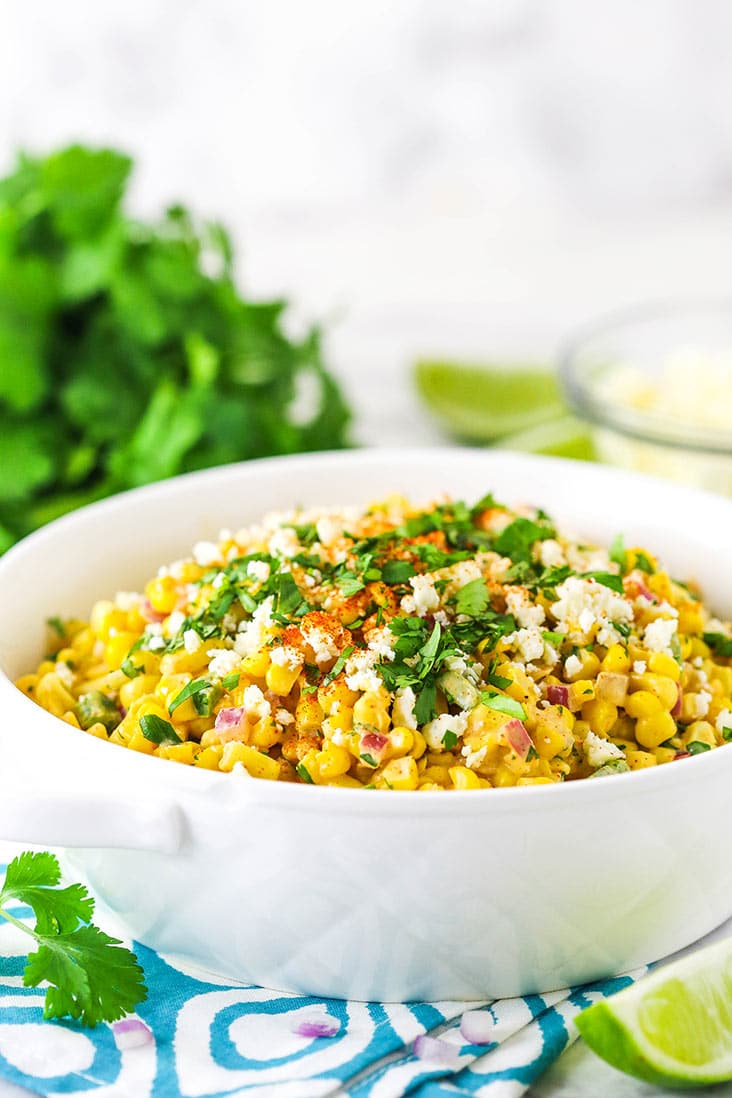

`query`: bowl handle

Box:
[0,793,183,854]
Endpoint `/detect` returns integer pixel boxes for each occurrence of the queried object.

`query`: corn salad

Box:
[18,492,732,789]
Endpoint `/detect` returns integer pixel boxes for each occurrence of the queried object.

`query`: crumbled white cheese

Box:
[584,731,624,769]
[268,527,301,559]
[643,617,678,655]
[689,690,712,719]
[243,684,271,720]
[716,708,732,734]
[445,559,483,591]
[166,610,186,635]
[234,597,274,656]
[183,629,202,654]
[462,744,488,770]
[275,708,295,726]
[208,648,241,678]
[633,660,647,674]
[506,626,545,663]
[270,645,303,671]
[193,540,222,567]
[392,686,418,730]
[551,576,633,645]
[505,588,546,629]
[316,516,343,548]
[247,560,271,583]
[211,572,227,590]
[366,627,396,662]
[345,649,382,693]
[301,624,340,666]
[564,654,582,679]
[422,712,468,751]
[401,573,440,617]
[144,623,166,651]
[538,539,566,568]
[55,661,74,687]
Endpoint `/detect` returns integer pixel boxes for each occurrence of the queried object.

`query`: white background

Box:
[3,1,732,443]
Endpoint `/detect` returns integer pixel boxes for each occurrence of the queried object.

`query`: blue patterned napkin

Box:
[0,854,644,1098]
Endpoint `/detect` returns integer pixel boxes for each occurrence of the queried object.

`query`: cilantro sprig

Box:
[0,851,146,1026]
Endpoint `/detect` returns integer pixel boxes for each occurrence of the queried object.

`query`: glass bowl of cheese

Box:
[560,301,732,495]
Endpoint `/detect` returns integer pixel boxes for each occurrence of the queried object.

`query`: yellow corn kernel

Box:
[85,721,109,740]
[386,726,414,758]
[517,776,555,785]
[295,694,325,733]
[241,649,270,679]
[266,661,301,696]
[90,601,125,641]
[682,720,717,749]
[316,742,352,779]
[677,602,704,635]
[689,637,711,660]
[174,560,204,583]
[635,710,677,749]
[323,707,353,734]
[601,643,631,674]
[318,678,359,715]
[421,764,450,785]
[635,673,678,710]
[199,728,222,748]
[493,764,519,788]
[218,742,276,779]
[127,729,157,755]
[374,757,419,790]
[568,679,596,710]
[448,765,481,790]
[534,718,571,759]
[194,745,223,769]
[60,709,80,727]
[711,666,732,695]
[145,575,179,614]
[625,690,663,719]
[155,675,197,722]
[250,716,280,749]
[35,673,77,717]
[581,699,618,737]
[625,748,658,769]
[505,665,536,703]
[411,729,427,759]
[327,774,364,788]
[130,696,173,723]
[297,747,322,783]
[645,569,668,598]
[157,742,197,765]
[119,674,160,709]
[15,674,39,698]
[653,746,678,764]
[159,648,211,676]
[104,630,139,669]
[418,780,444,790]
[648,651,681,683]
[680,692,709,724]
[353,691,390,734]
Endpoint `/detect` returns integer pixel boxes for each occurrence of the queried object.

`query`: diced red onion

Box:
[413,1034,463,1069]
[215,707,244,731]
[674,750,691,760]
[361,731,389,754]
[112,1017,153,1050]
[596,672,629,706]
[290,1010,340,1038]
[502,718,532,760]
[460,1009,495,1045]
[141,599,166,624]
[546,684,569,708]
[672,686,683,718]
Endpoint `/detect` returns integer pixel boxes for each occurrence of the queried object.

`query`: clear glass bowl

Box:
[559,300,732,495]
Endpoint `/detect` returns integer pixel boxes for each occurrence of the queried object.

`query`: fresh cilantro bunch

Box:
[0,145,351,552]
[0,851,146,1025]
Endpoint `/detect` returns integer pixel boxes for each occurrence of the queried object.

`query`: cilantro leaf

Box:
[583,571,624,594]
[687,741,712,755]
[703,632,732,658]
[493,517,555,563]
[414,680,438,724]
[609,533,627,572]
[0,851,146,1026]
[480,691,527,720]
[442,730,459,750]
[381,559,415,585]
[453,578,490,616]
[139,714,181,744]
[168,677,214,714]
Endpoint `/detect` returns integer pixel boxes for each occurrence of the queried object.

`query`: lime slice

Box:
[497,415,596,461]
[415,360,565,441]
[576,937,732,1087]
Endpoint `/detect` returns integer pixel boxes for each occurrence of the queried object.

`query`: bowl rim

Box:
[559,296,732,455]
[2,445,732,814]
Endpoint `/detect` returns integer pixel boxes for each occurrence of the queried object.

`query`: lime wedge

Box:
[576,937,732,1088]
[415,360,565,441]
[497,415,596,461]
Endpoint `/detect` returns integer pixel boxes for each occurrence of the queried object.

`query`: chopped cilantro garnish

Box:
[583,571,624,594]
[613,621,632,639]
[442,730,459,750]
[222,672,241,691]
[480,692,526,720]
[722,727,732,743]
[359,753,378,767]
[526,745,539,761]
[493,516,555,564]
[634,551,655,574]
[323,645,355,686]
[381,559,416,585]
[296,762,314,783]
[414,681,438,724]
[703,632,732,658]
[542,630,565,645]
[452,578,490,617]
[336,571,366,597]
[120,635,146,679]
[168,677,214,715]
[139,714,181,745]
[46,616,66,638]
[687,741,712,754]
[609,533,627,572]
[291,523,319,546]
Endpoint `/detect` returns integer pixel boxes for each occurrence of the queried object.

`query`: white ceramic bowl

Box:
[1,449,732,1003]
